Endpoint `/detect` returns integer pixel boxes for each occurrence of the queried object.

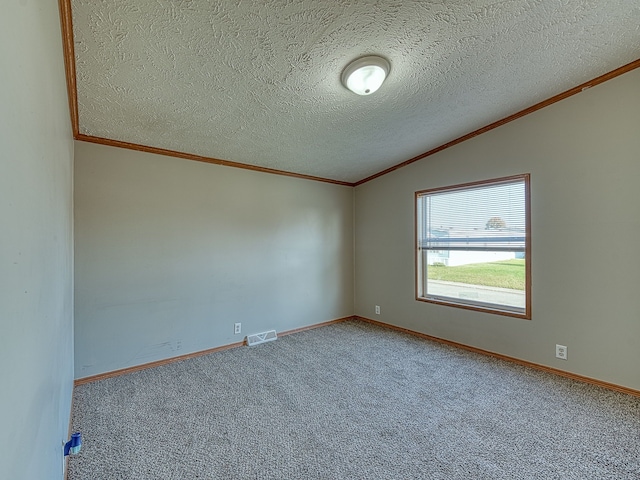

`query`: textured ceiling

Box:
[71,0,640,184]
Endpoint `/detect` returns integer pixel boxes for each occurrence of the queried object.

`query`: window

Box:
[416,174,530,319]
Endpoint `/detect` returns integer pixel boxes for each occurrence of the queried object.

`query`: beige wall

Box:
[0,2,75,479]
[355,68,640,390]
[74,142,354,378]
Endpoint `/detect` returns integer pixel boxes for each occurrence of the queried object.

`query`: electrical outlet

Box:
[556,344,567,360]
[375,305,381,315]
[234,323,241,335]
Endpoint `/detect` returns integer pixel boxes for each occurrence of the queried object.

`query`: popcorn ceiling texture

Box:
[72,0,640,183]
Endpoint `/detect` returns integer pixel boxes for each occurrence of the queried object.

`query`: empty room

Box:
[2,1,639,479]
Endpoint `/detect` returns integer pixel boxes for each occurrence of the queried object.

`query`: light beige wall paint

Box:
[74,142,354,378]
[355,67,640,390]
[0,2,74,479]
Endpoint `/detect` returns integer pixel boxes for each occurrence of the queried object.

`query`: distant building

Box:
[422,228,524,267]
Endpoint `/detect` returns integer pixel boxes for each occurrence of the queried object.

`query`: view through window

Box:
[416,174,530,318]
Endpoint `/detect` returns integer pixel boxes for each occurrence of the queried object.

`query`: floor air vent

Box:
[246,330,277,346]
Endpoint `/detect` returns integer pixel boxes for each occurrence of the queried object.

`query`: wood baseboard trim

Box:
[74,315,638,396]
[355,316,640,398]
[74,341,245,386]
[278,316,354,338]
[73,316,354,385]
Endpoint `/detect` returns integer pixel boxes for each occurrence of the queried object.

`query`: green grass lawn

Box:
[428,259,525,290]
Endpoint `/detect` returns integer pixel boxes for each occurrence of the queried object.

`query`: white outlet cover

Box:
[556,344,567,360]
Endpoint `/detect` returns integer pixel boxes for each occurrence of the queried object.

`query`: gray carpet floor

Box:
[69,320,640,479]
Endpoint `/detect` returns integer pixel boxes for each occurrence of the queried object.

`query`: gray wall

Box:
[74,142,354,378]
[355,67,640,391]
[0,2,75,479]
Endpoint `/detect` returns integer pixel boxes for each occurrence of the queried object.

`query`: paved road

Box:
[428,280,525,308]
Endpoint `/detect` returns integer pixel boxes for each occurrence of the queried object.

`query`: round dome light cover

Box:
[342,56,390,96]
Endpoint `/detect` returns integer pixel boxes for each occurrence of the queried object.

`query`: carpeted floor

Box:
[69,320,640,479]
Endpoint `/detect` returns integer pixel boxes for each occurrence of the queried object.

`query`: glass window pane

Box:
[416,175,530,318]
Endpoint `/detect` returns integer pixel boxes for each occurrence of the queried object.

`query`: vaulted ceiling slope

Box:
[67,0,640,185]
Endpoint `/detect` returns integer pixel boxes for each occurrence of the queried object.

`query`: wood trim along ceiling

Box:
[73,316,353,385]
[58,0,79,138]
[76,134,354,186]
[354,58,640,186]
[58,3,352,187]
[356,316,640,398]
[58,0,640,186]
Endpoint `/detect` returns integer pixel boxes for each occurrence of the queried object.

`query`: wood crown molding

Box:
[59,0,639,187]
[60,3,350,187]
[73,316,353,386]
[354,57,640,186]
[355,316,640,398]
[58,0,78,138]
[75,134,355,186]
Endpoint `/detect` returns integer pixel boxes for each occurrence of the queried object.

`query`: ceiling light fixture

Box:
[341,55,390,96]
